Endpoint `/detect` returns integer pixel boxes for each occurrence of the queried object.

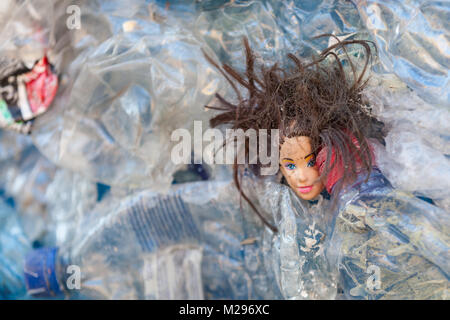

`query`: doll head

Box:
[205,35,385,231]
[280,135,323,200]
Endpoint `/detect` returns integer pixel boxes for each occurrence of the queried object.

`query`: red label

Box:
[24,56,58,115]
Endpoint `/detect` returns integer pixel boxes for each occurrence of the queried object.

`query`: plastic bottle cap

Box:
[24,247,63,297]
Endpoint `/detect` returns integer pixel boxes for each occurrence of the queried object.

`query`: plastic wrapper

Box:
[0,55,58,134]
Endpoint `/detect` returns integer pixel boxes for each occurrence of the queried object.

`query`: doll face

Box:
[279,136,324,200]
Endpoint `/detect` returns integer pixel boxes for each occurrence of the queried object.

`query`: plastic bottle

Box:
[23,190,206,299]
[0,197,31,299]
[23,179,282,300]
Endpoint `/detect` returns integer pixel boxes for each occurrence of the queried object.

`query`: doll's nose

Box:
[296,168,307,182]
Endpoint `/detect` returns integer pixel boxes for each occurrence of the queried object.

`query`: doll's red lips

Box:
[298,186,313,193]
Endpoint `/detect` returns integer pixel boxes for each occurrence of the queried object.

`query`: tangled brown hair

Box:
[204,34,385,232]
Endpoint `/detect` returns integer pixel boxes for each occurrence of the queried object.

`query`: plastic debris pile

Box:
[0,0,448,299]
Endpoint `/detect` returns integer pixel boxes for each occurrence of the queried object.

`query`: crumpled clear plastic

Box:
[240,168,449,300]
[0,199,31,299]
[34,178,281,299]
[355,0,449,108]
[364,78,450,212]
[43,169,98,247]
[0,139,56,242]
[195,0,367,66]
[194,0,450,213]
[0,130,31,162]
[355,0,450,211]
[0,128,98,245]
[29,0,226,191]
[1,0,447,205]
[326,169,449,299]
[257,180,338,300]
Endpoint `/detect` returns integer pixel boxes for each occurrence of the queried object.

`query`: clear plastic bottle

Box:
[0,198,31,299]
[24,190,205,299]
[23,179,283,300]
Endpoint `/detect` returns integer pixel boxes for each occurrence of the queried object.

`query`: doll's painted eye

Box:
[307,158,316,167]
[285,163,296,170]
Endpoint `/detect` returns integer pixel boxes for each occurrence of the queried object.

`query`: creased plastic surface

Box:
[35,178,281,299]
[1,0,447,200]
[355,0,449,107]
[327,169,449,299]
[0,199,30,299]
[259,181,338,299]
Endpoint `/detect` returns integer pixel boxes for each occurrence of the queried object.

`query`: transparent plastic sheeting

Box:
[0,0,447,202]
